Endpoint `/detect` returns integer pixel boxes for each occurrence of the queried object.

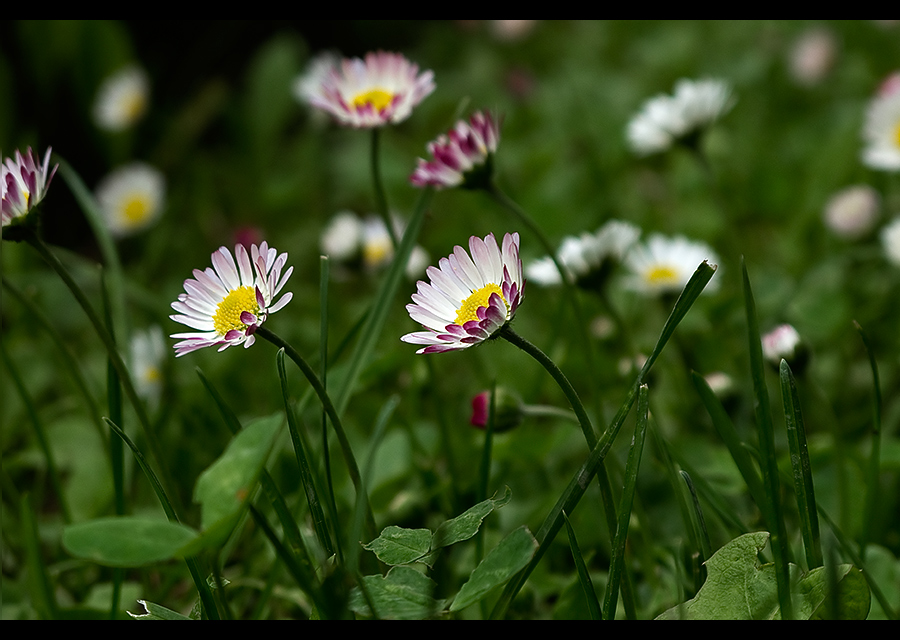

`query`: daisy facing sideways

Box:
[169,242,293,356]
[402,232,524,354]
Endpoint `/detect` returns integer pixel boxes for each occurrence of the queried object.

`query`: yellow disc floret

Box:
[894,119,900,149]
[123,195,151,224]
[646,265,678,285]
[213,286,259,336]
[455,283,506,325]
[352,88,394,112]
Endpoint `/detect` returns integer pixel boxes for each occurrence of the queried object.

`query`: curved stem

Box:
[255,326,375,535]
[371,128,398,250]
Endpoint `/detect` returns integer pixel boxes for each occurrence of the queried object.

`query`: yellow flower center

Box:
[352,88,394,112]
[143,366,161,383]
[894,119,900,148]
[213,286,259,336]
[363,239,392,268]
[455,283,506,325]
[123,194,151,224]
[122,89,147,123]
[646,265,678,284]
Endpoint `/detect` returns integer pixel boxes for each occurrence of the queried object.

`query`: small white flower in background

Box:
[292,51,340,106]
[130,326,165,409]
[93,66,150,132]
[362,215,396,270]
[95,163,165,237]
[627,78,735,156]
[1,147,57,230]
[625,233,719,295]
[304,51,435,128]
[882,217,900,266]
[169,242,293,356]
[861,83,900,171]
[490,20,538,42]
[788,27,837,86]
[877,71,900,99]
[321,210,363,261]
[823,185,880,239]
[704,371,734,396]
[762,324,802,364]
[526,219,640,288]
[402,232,524,354]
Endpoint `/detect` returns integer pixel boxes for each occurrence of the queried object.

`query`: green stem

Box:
[255,325,375,535]
[371,128,398,250]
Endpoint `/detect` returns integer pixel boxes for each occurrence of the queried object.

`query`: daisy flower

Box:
[92,65,150,132]
[861,88,900,171]
[305,51,435,128]
[402,232,523,354]
[625,233,719,295]
[410,110,501,189]
[823,185,880,239]
[320,210,363,261]
[130,326,166,410]
[2,147,58,231]
[526,219,640,288]
[320,211,428,278]
[627,78,734,156]
[169,242,293,356]
[882,217,900,266]
[95,163,166,237]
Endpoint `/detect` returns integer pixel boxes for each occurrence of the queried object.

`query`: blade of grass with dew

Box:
[564,510,603,620]
[490,261,716,618]
[742,257,792,619]
[854,321,882,557]
[277,348,335,560]
[691,370,766,509]
[333,187,433,416]
[780,359,822,569]
[603,384,649,620]
[104,417,219,619]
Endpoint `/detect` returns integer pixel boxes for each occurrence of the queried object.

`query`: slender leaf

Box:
[63,516,199,567]
[563,511,602,620]
[21,494,58,619]
[854,321,882,556]
[128,600,194,621]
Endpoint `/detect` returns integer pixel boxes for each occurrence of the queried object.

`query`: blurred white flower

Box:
[788,27,837,86]
[292,51,340,105]
[93,66,150,132]
[861,88,900,171]
[627,78,735,156]
[823,185,880,239]
[625,233,719,295]
[320,211,427,278]
[490,20,538,42]
[95,163,165,237]
[321,210,363,260]
[762,324,802,365]
[882,217,900,266]
[130,326,165,410]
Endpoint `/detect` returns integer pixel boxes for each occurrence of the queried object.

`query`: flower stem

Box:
[371,128,398,250]
[499,325,596,448]
[255,325,375,535]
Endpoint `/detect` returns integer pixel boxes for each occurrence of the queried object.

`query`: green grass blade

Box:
[564,511,603,620]
[21,493,58,619]
[603,384,649,620]
[489,261,716,619]
[679,471,712,565]
[742,258,792,619]
[780,359,822,569]
[333,187,433,416]
[691,370,766,509]
[277,348,335,560]
[854,321,882,556]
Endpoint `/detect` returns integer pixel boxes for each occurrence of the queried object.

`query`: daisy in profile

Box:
[92,65,150,132]
[625,233,719,295]
[402,232,523,354]
[410,110,501,190]
[526,219,640,288]
[2,147,57,233]
[627,78,734,156]
[169,242,293,356]
[861,86,900,171]
[95,163,165,237]
[130,326,166,410]
[305,51,434,128]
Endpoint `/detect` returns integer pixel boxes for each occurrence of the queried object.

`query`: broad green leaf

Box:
[450,526,538,612]
[432,486,512,550]
[63,517,198,568]
[194,414,283,532]
[363,526,432,566]
[349,566,444,620]
[656,532,869,619]
[128,599,194,620]
[810,567,871,620]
